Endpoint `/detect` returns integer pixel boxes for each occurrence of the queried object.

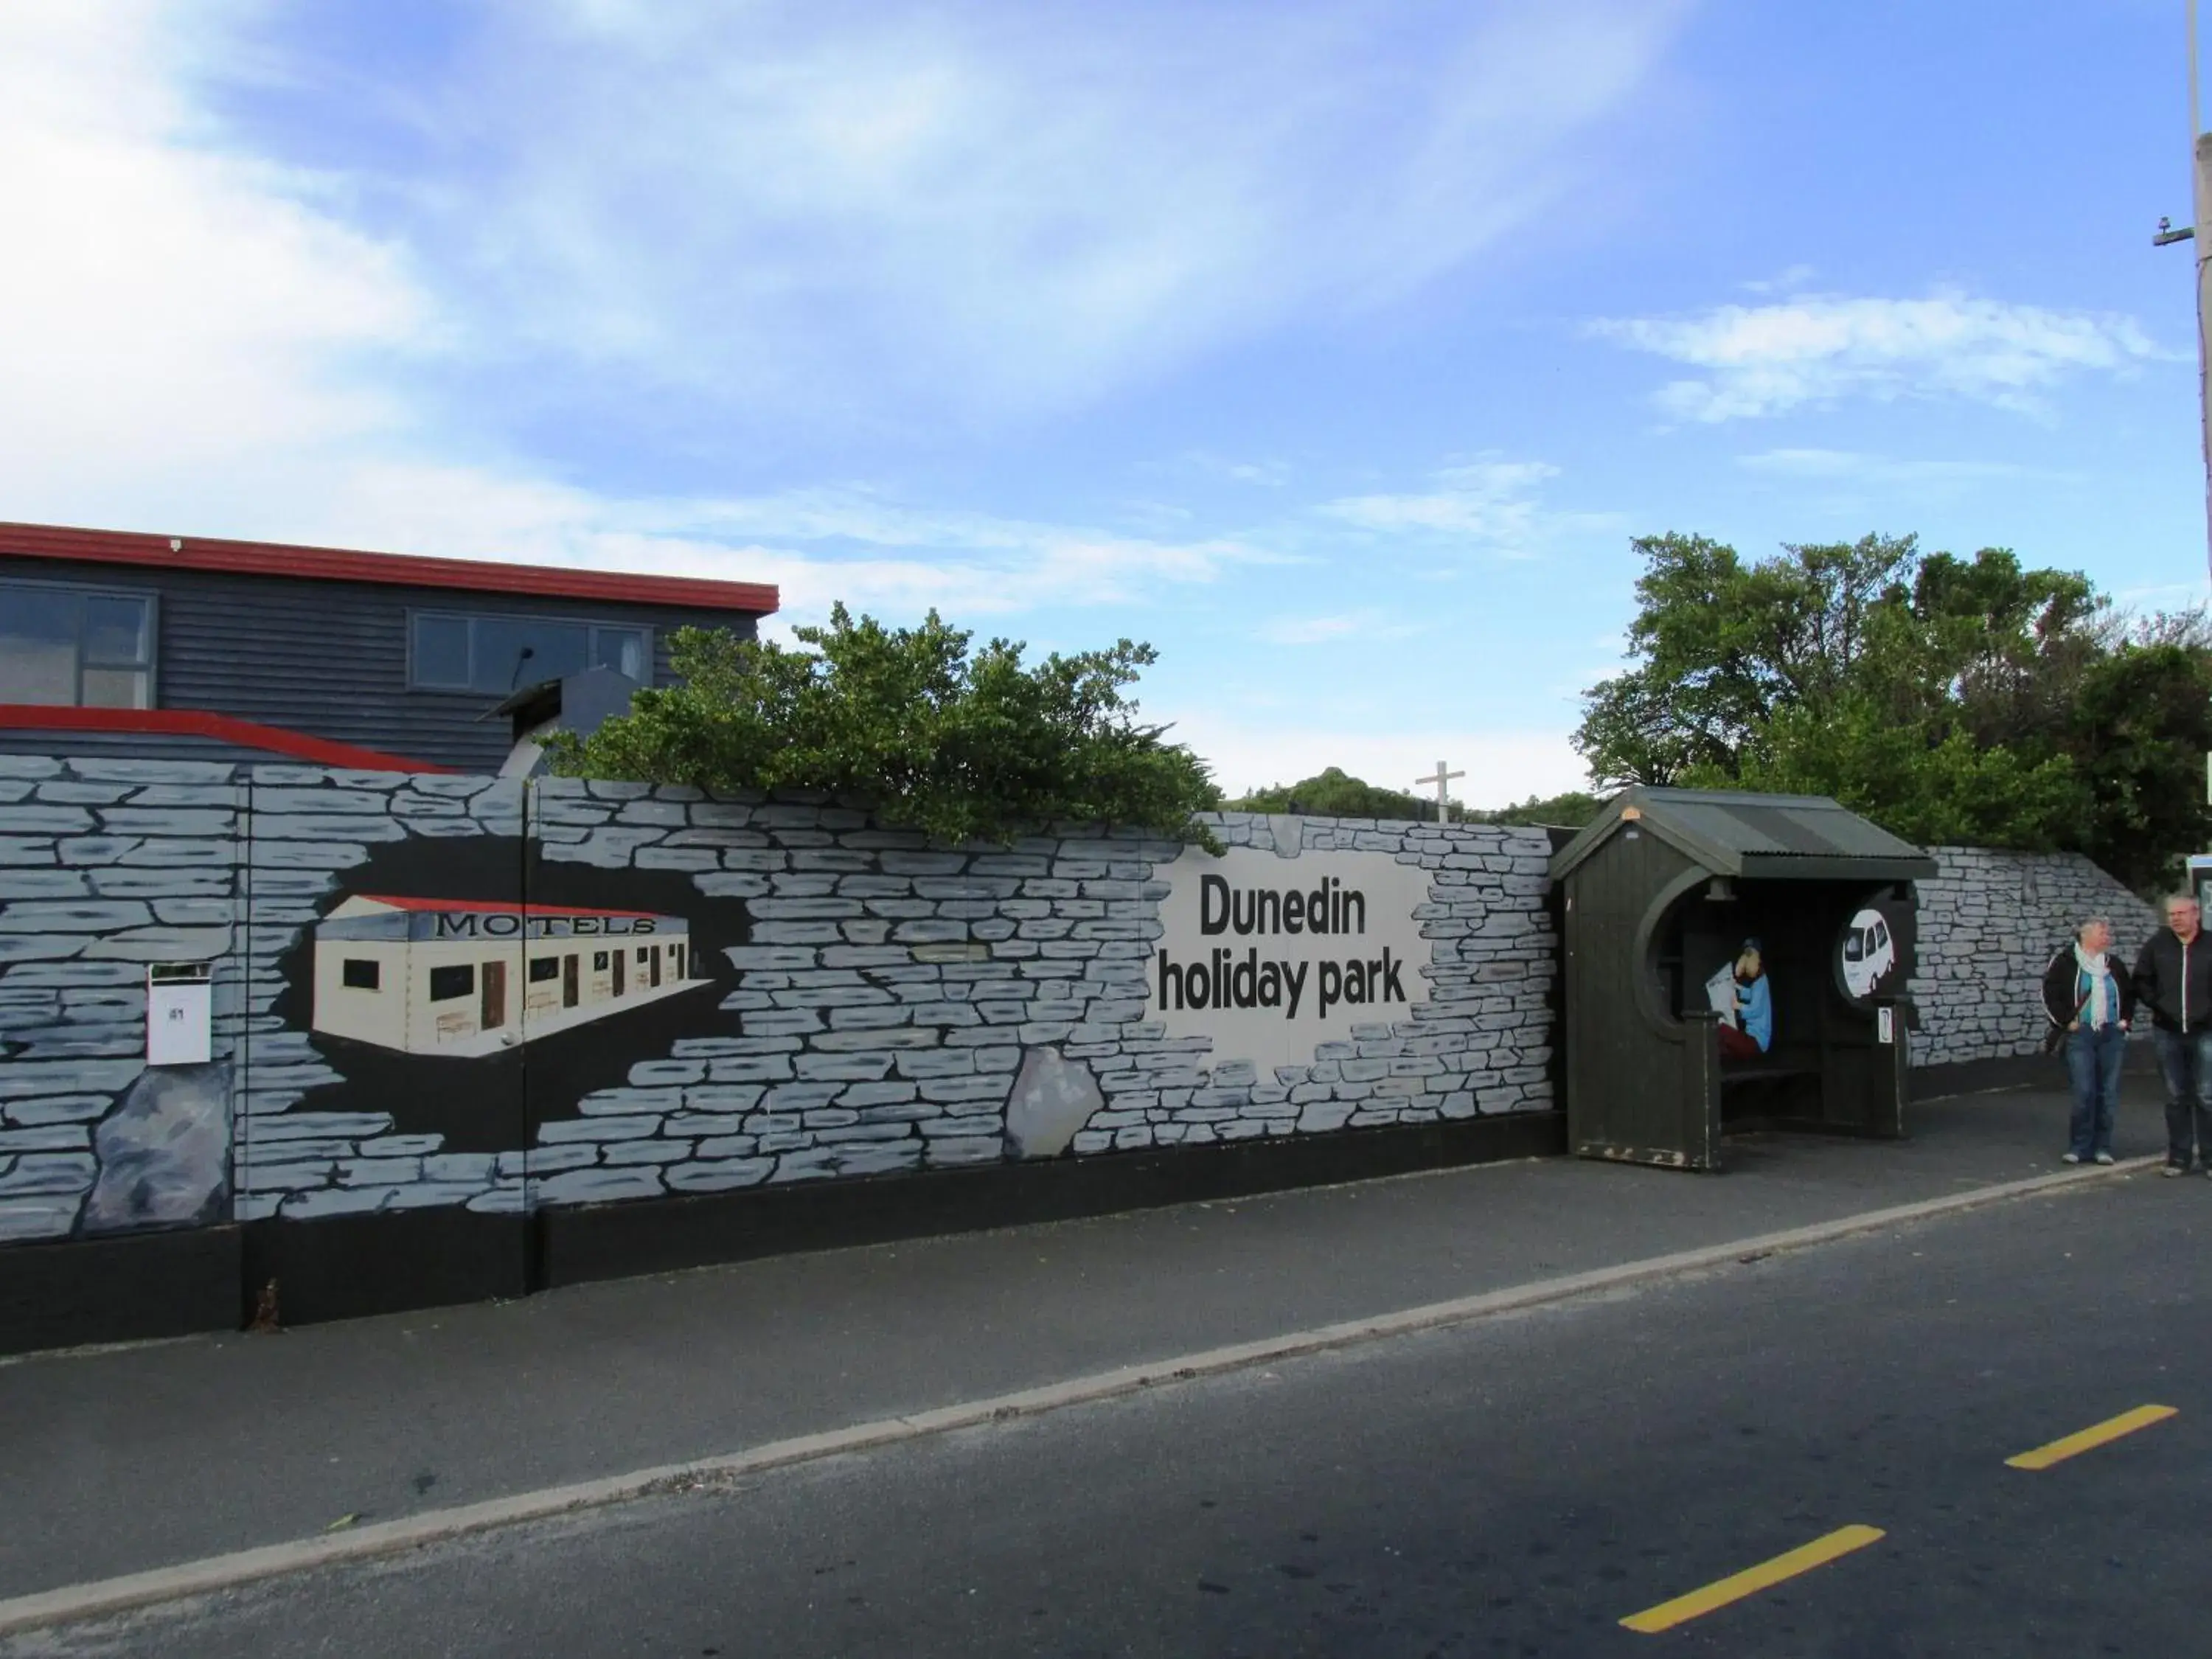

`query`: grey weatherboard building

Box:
[0,521,780,774]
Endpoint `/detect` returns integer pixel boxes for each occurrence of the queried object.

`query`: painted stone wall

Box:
[1908,846,2160,1068]
[0,759,1558,1244]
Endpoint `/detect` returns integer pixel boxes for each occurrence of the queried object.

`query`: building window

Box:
[408,611,650,694]
[528,956,560,984]
[341,959,380,991]
[592,950,610,971]
[428,964,475,1002]
[0,580,153,708]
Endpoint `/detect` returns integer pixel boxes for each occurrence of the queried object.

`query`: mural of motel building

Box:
[311,895,702,1057]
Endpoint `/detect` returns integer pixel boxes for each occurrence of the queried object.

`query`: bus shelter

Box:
[1548,787,1937,1171]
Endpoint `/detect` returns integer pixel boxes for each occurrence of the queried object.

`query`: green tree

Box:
[1575,531,2212,887]
[1228,768,1433,820]
[1226,771,1607,829]
[2063,632,2212,889]
[1468,790,1607,829]
[545,607,1222,848]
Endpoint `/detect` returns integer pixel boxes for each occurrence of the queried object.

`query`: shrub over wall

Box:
[544,607,1223,849]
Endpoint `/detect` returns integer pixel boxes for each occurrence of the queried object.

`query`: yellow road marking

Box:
[1621,1525,1885,1635]
[2006,1405,2177,1471]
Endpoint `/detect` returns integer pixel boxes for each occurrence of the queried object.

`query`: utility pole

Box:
[2159,0,2212,584]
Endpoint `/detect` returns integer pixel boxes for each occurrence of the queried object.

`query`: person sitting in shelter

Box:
[1717,940,1772,1062]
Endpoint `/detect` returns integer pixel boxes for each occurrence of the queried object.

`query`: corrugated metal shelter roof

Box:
[1548,786,1938,883]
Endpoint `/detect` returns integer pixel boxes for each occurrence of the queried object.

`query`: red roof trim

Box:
[352,895,667,919]
[0,521,779,616]
[0,706,457,773]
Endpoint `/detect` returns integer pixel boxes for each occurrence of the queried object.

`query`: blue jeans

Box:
[2152,1028,2212,1168]
[2065,1024,2126,1159]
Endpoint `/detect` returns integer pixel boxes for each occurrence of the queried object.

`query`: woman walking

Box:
[2042,917,2134,1166]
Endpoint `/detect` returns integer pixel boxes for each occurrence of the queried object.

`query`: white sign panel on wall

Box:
[146,962,213,1066]
[1147,846,1435,1075]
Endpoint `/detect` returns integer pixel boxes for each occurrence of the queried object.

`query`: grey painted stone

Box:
[0,871,91,900]
[4,1093,114,1126]
[251,1110,395,1138]
[0,806,96,835]
[1004,1048,1101,1158]
[0,1124,91,1152]
[538,1115,665,1144]
[0,1196,85,1240]
[0,935,86,964]
[384,1181,502,1209]
[86,869,234,898]
[926,1135,1006,1166]
[83,926,234,961]
[0,1152,100,1197]
[532,1166,667,1206]
[665,1158,776,1192]
[281,1186,397,1220]
[0,1060,145,1100]
[251,814,409,843]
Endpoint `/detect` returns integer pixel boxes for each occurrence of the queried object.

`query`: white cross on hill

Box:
[1414,760,1464,824]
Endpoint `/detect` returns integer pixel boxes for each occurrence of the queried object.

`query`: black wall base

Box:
[0,1225,240,1360]
[0,1112,1565,1354]
[540,1109,1568,1290]
[1912,1041,2157,1100]
[240,1208,531,1330]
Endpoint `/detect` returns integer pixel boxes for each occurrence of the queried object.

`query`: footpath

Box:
[0,1071,2167,1613]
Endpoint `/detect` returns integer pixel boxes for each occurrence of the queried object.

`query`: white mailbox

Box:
[147,962,213,1066]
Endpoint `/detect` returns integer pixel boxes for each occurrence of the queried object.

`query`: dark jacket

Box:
[2042,946,2135,1030]
[2132,928,2212,1033]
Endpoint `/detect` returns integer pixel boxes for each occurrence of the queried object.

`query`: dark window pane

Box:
[529,956,560,983]
[428,964,474,1001]
[471,618,587,692]
[82,597,150,664]
[0,587,79,704]
[592,627,647,680]
[342,959,380,990]
[412,615,470,689]
[592,950,609,971]
[79,668,150,709]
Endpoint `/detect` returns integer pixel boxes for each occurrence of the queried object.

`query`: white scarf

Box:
[2075,945,2113,1028]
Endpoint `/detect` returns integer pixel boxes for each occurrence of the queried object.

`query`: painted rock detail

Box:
[1004,1048,1102,1159]
[80,1062,234,1234]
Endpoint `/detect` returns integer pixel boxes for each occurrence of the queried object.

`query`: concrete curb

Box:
[0,1154,2154,1637]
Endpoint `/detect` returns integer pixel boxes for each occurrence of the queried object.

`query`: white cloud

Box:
[0,1,432,502]
[1591,291,2173,421]
[343,0,1694,422]
[0,0,1679,650]
[1315,457,1620,559]
[1174,453,1292,489]
[1735,448,2034,486]
[1254,609,1420,646]
[1739,263,1817,296]
[0,3,1315,633]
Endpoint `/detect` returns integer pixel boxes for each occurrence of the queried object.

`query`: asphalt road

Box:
[11,1169,2207,1658]
[0,1083,2135,1603]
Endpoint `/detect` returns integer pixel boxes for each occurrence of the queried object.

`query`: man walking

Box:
[2044,918,2133,1166]
[2132,894,2212,1175]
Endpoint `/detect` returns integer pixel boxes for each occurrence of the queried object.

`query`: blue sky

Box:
[1,1,2202,804]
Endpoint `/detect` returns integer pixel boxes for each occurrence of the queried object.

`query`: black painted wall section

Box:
[0,1225,240,1357]
[0,555,764,772]
[539,1108,1569,1290]
[0,1110,1566,1354]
